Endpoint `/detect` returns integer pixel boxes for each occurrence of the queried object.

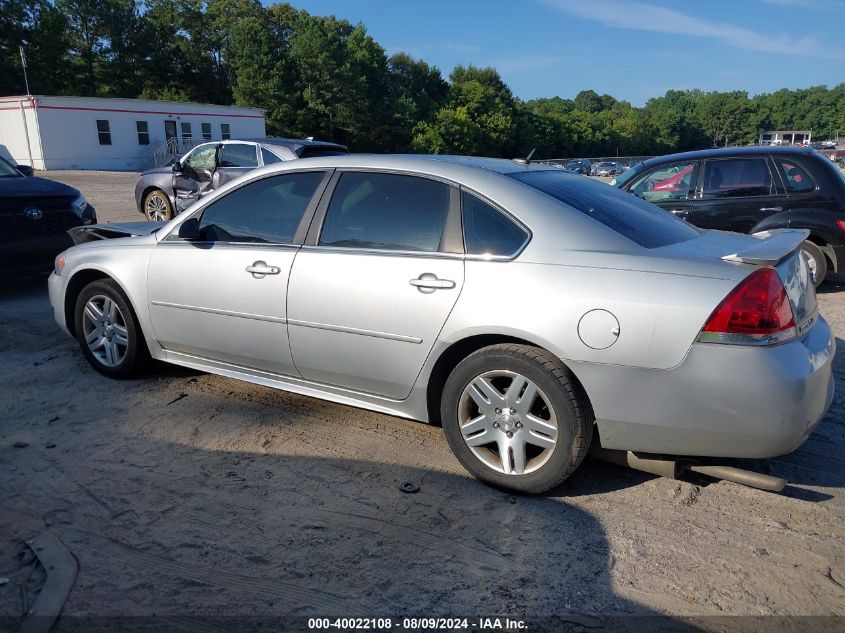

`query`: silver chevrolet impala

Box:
[48,155,835,493]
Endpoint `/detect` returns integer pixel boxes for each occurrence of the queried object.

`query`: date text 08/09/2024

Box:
[307,618,527,630]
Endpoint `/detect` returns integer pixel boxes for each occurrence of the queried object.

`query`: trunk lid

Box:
[657,228,817,332]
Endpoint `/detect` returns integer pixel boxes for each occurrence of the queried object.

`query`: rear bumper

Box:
[574,315,836,458]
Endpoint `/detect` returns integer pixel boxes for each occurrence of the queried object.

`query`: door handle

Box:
[760,206,782,212]
[669,208,689,219]
[410,273,456,293]
[246,260,280,278]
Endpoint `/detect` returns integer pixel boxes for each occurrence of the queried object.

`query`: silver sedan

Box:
[49,155,835,493]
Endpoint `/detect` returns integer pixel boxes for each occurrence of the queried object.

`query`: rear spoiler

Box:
[68,221,165,245]
[721,228,809,266]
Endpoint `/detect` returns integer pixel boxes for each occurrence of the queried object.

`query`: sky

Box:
[279,0,845,105]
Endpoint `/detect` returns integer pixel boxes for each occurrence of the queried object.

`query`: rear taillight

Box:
[698,267,796,345]
[836,219,845,233]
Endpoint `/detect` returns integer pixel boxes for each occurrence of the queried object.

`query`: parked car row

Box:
[556,159,629,176]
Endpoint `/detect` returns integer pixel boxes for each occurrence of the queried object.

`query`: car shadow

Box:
[0,443,707,631]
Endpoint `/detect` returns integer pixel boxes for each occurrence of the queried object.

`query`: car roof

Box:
[639,145,816,168]
[236,137,348,151]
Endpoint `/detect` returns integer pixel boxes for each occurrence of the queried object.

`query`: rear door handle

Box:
[410,273,456,293]
[246,260,280,278]
[669,208,689,219]
[760,206,783,212]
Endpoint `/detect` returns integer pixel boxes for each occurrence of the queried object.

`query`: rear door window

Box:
[775,159,816,193]
[701,158,773,198]
[261,147,283,166]
[511,170,700,249]
[219,143,258,168]
[319,172,451,252]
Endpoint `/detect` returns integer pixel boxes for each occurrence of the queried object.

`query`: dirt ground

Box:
[1,171,844,631]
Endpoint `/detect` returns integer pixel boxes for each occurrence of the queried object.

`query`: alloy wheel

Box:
[82,294,129,367]
[457,370,558,476]
[145,193,169,221]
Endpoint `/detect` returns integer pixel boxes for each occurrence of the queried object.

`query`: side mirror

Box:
[172,160,182,173]
[177,217,200,240]
[16,165,33,177]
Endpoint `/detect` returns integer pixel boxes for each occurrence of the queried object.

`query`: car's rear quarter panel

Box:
[442,259,737,370]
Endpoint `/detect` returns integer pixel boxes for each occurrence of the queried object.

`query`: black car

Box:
[0,157,96,276]
[561,158,592,175]
[614,146,845,285]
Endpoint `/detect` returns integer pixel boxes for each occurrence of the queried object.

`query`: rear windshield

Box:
[297,147,348,159]
[510,170,701,249]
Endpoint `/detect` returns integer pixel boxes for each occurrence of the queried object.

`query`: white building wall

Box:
[0,97,44,167]
[0,95,265,171]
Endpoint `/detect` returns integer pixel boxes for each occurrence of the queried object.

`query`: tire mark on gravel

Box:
[0,507,357,614]
[30,455,523,575]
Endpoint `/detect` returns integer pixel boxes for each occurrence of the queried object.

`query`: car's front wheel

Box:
[441,344,592,494]
[800,240,827,287]
[74,279,149,378]
[143,189,173,222]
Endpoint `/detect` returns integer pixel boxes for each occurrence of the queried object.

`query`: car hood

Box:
[141,166,172,177]
[0,176,79,198]
[69,221,165,245]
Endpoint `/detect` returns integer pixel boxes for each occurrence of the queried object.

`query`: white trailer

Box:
[0,95,265,171]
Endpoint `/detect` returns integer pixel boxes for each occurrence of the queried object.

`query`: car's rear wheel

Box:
[144,189,173,222]
[800,240,827,287]
[74,279,149,378]
[441,343,592,494]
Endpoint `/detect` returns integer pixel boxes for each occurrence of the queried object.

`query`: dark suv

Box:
[613,146,845,285]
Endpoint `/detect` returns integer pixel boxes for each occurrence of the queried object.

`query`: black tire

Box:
[800,240,827,287]
[74,279,149,378]
[440,343,592,494]
[143,189,173,222]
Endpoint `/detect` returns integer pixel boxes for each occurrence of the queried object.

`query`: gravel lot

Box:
[1,171,844,630]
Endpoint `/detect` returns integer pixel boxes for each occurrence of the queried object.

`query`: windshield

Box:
[510,170,701,249]
[0,157,22,178]
[612,162,642,186]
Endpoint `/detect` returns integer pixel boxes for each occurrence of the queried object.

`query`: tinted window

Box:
[776,159,815,193]
[462,191,528,257]
[198,172,324,243]
[702,158,772,198]
[220,143,258,168]
[261,147,283,165]
[201,122,211,140]
[221,123,231,140]
[629,161,696,202]
[510,170,700,249]
[184,144,216,170]
[319,172,450,252]
[298,147,348,159]
[180,122,192,139]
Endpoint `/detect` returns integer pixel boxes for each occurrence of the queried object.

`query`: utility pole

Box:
[19,45,31,95]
